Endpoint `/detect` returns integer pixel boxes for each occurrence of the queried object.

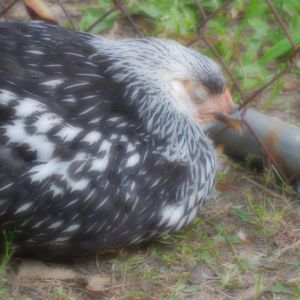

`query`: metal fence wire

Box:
[0,0,299,184]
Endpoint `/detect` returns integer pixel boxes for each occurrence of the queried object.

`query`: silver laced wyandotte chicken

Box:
[0,21,237,258]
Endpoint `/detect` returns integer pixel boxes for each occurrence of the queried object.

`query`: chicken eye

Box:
[196,88,208,100]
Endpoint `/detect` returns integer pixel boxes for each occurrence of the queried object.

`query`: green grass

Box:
[0,231,14,275]
[50,287,77,300]
[0,231,14,300]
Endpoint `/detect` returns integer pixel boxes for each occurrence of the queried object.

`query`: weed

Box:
[0,287,11,300]
[255,274,262,299]
[220,266,239,290]
[0,232,14,300]
[79,0,300,103]
[50,287,76,300]
[0,231,14,275]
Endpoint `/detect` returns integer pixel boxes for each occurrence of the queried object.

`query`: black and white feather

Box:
[0,21,224,257]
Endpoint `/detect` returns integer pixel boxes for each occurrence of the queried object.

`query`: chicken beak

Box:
[213,109,243,134]
[212,89,243,133]
[196,88,243,133]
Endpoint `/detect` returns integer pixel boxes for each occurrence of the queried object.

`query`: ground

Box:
[0,1,300,299]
